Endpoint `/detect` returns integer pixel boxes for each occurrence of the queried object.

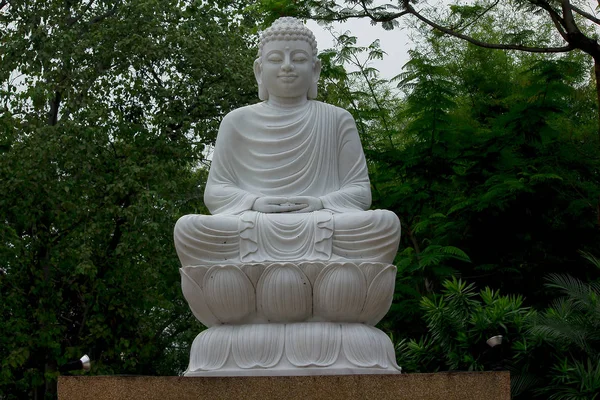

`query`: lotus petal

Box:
[204,265,255,323]
[359,264,397,325]
[285,323,341,367]
[188,326,233,371]
[232,324,284,369]
[314,263,366,321]
[180,268,220,327]
[257,263,311,322]
[360,262,387,286]
[240,263,265,288]
[298,262,323,286]
[342,324,388,368]
[379,328,402,372]
[182,265,211,289]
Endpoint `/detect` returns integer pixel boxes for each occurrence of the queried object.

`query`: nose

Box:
[281,60,294,72]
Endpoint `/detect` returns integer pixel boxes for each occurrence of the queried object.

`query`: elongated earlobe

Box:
[258,84,269,101]
[308,82,317,99]
[308,59,322,99]
[254,59,269,101]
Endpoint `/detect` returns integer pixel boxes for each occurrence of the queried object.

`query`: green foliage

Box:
[387,44,598,305]
[0,0,258,398]
[528,253,600,398]
[397,277,534,373]
[545,359,600,400]
[397,255,600,398]
[243,0,311,28]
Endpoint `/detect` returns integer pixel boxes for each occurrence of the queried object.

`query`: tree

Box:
[294,0,600,138]
[0,0,258,398]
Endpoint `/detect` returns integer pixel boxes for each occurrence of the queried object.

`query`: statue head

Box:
[254,17,321,101]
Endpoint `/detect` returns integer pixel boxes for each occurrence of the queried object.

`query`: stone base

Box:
[186,322,400,376]
[58,372,510,400]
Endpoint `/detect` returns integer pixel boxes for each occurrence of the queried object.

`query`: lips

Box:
[278,75,298,82]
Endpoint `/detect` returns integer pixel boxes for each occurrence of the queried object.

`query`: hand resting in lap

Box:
[252,196,324,213]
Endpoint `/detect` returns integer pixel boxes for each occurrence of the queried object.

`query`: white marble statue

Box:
[175,17,402,376]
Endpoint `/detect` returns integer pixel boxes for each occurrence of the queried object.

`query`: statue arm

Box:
[319,110,372,213]
[204,180,258,215]
[203,114,259,215]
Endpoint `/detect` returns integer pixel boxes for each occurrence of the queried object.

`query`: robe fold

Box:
[204,100,372,215]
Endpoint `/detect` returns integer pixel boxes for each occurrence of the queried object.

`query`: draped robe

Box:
[174,101,400,265]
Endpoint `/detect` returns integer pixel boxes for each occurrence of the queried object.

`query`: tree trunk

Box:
[594,57,600,143]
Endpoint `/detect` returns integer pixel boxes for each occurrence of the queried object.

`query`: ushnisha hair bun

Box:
[257,17,318,63]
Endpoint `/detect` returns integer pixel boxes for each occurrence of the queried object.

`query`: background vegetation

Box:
[2,0,599,398]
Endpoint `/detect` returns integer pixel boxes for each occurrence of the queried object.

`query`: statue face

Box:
[255,40,320,100]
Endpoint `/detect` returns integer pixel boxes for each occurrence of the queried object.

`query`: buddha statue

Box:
[176,17,402,376]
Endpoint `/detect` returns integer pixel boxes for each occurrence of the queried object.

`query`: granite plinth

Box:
[58,371,510,400]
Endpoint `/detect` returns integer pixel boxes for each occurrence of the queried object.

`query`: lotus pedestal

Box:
[180,261,401,376]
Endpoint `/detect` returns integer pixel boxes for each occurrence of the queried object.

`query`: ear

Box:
[308,59,322,99]
[254,59,269,101]
[253,59,262,85]
[313,58,322,83]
